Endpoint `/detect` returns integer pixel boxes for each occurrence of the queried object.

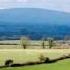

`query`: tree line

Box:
[20,36,55,49]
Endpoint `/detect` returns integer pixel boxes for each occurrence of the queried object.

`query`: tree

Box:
[41,37,46,49]
[47,37,54,49]
[20,36,30,49]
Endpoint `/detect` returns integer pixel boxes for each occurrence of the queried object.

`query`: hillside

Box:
[0,8,70,39]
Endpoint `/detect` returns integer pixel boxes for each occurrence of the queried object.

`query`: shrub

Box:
[5,59,13,67]
[39,53,46,62]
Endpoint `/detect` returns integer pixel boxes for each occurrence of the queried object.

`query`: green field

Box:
[1,59,70,70]
[0,49,70,70]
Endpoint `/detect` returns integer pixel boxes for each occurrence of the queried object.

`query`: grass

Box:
[0,40,70,70]
[0,40,69,49]
[0,49,70,64]
[0,40,49,49]
[1,59,70,70]
[0,49,70,70]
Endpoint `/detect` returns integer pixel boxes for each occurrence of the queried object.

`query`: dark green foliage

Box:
[5,60,13,67]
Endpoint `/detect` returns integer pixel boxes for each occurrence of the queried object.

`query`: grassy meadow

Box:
[0,40,70,70]
[0,49,70,70]
[1,60,70,70]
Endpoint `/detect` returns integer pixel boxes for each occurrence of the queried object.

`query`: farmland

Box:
[0,49,70,70]
[0,40,70,49]
[0,40,70,70]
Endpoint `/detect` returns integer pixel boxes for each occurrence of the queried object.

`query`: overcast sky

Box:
[0,0,70,13]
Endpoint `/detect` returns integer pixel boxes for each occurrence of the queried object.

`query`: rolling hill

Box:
[0,8,70,40]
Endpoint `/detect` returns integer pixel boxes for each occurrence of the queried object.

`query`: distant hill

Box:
[0,8,70,40]
[0,8,70,24]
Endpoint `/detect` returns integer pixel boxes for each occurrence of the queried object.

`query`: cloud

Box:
[17,0,28,3]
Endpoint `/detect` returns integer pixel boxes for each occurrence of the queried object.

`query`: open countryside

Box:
[0,39,70,70]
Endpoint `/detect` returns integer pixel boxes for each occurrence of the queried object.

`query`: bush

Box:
[39,53,46,62]
[5,59,13,67]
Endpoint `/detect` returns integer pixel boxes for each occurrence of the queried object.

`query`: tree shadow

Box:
[44,55,70,64]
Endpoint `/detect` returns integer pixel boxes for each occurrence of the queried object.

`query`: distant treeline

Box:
[0,35,69,40]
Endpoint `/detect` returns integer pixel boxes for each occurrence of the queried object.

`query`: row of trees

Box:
[20,36,55,49]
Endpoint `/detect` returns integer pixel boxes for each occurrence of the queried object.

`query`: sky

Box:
[0,0,70,13]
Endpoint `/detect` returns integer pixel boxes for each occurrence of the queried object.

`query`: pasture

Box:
[0,40,70,70]
[0,40,70,49]
[0,49,70,70]
[1,60,70,70]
